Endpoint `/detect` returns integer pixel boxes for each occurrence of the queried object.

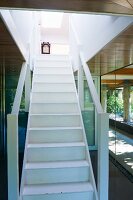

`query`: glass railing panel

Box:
[74,72,96,147]
[82,79,95,146]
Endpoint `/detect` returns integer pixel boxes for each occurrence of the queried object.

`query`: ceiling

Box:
[0,1,133,81]
[88,24,133,76]
[101,65,133,89]
[41,13,69,44]
[0,17,24,80]
[0,0,133,16]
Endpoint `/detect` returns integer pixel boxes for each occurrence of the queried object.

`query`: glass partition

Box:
[101,66,133,177]
[74,71,99,148]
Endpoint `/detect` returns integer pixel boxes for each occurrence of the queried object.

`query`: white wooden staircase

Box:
[20,55,97,200]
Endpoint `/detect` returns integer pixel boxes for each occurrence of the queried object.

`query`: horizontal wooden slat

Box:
[0,0,133,15]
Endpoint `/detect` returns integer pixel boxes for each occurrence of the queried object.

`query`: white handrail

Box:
[12,62,27,114]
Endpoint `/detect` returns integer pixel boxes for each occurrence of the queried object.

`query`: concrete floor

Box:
[0,152,133,200]
[109,128,133,176]
[109,160,133,200]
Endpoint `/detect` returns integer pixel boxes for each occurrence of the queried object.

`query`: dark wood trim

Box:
[0,0,133,15]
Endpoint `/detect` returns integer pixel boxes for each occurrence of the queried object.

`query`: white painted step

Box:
[30,103,79,114]
[29,114,81,127]
[31,92,77,103]
[24,160,89,184]
[33,74,73,83]
[36,60,70,68]
[23,182,94,200]
[28,127,83,143]
[27,142,86,162]
[34,67,72,75]
[36,55,69,61]
[32,83,75,92]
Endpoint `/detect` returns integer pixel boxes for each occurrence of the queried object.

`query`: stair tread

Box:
[34,66,71,69]
[33,82,73,85]
[30,113,80,116]
[31,102,77,104]
[25,160,89,169]
[29,127,82,131]
[23,182,93,195]
[27,142,85,148]
[36,55,69,60]
[31,91,75,93]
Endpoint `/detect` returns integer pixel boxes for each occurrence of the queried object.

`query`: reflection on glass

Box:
[101,66,133,176]
[82,80,95,146]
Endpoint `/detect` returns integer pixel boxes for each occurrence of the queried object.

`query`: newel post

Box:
[7,114,19,200]
[97,113,109,200]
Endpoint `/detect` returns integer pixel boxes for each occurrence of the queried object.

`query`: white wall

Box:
[70,14,133,68]
[10,10,34,50]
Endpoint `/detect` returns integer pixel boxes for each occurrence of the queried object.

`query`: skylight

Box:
[41,11,63,28]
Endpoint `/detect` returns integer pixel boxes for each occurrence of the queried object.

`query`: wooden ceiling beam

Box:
[0,0,133,15]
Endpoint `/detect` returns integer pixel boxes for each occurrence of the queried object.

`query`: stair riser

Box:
[28,129,83,143]
[27,146,86,162]
[34,67,72,75]
[31,92,77,103]
[30,103,79,114]
[36,61,70,68]
[32,83,75,92]
[23,191,93,200]
[33,74,73,83]
[29,115,81,127]
[25,166,89,184]
[36,55,69,60]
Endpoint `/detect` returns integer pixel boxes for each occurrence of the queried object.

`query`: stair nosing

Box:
[31,91,75,93]
[27,142,85,148]
[34,73,72,76]
[29,127,83,131]
[29,113,80,116]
